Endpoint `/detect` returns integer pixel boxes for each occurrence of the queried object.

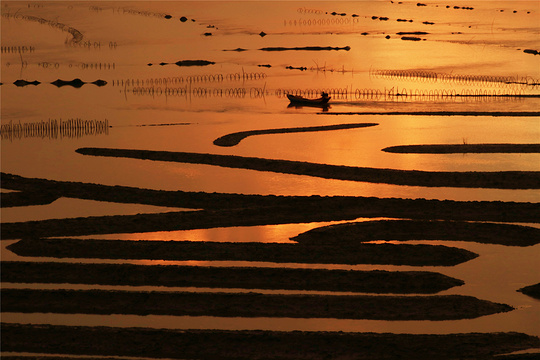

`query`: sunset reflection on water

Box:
[1,0,539,353]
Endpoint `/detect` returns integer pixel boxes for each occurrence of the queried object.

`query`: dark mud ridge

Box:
[401,36,423,41]
[213,122,378,147]
[3,172,539,218]
[148,60,215,66]
[1,261,464,293]
[2,173,539,241]
[260,46,351,51]
[3,324,539,360]
[13,79,40,86]
[1,288,512,320]
[383,144,540,154]
[6,238,478,266]
[321,111,540,116]
[13,79,107,88]
[291,220,540,247]
[518,283,540,300]
[75,147,540,189]
[1,189,59,207]
[50,79,107,88]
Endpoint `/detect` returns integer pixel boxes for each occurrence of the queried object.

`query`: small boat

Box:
[287,93,330,105]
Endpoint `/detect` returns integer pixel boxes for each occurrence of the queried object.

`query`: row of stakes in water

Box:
[0,118,109,140]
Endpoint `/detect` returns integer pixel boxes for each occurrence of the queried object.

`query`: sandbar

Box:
[518,283,540,300]
[6,238,478,266]
[2,323,539,359]
[213,123,378,147]
[1,288,513,320]
[383,144,540,154]
[291,220,540,247]
[74,148,540,189]
[0,261,464,293]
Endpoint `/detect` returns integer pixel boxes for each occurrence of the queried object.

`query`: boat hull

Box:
[287,94,330,105]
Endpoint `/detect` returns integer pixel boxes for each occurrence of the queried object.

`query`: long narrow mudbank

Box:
[2,175,539,240]
[0,288,512,320]
[3,324,539,359]
[260,46,351,51]
[383,144,540,154]
[75,148,540,189]
[213,123,378,147]
[3,173,537,222]
[320,111,540,116]
[0,261,463,293]
[290,220,540,247]
[2,173,539,221]
[6,238,478,266]
[1,190,60,207]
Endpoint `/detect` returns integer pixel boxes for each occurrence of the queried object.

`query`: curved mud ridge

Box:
[1,288,512,320]
[291,220,540,247]
[3,324,539,360]
[6,238,478,267]
[213,123,378,147]
[383,144,540,154]
[75,147,540,189]
[1,261,464,294]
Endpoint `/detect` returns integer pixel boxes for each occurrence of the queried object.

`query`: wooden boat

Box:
[287,93,330,105]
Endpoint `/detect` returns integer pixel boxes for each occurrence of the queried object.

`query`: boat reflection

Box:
[287,92,331,111]
[287,103,331,112]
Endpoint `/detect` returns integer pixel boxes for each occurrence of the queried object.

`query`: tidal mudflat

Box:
[1,1,540,359]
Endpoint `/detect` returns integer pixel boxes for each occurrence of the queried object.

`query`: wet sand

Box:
[2,323,539,360]
[74,148,540,189]
[1,261,464,293]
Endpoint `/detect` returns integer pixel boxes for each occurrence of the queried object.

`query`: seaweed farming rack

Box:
[0,118,109,141]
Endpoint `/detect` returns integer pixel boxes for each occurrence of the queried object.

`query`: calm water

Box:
[1,0,539,345]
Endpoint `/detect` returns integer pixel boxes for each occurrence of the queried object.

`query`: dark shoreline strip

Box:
[0,261,464,293]
[291,220,540,247]
[319,111,540,116]
[260,46,351,51]
[0,288,512,320]
[383,144,540,154]
[3,324,539,360]
[75,148,540,189]
[213,122,378,147]
[6,239,478,266]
